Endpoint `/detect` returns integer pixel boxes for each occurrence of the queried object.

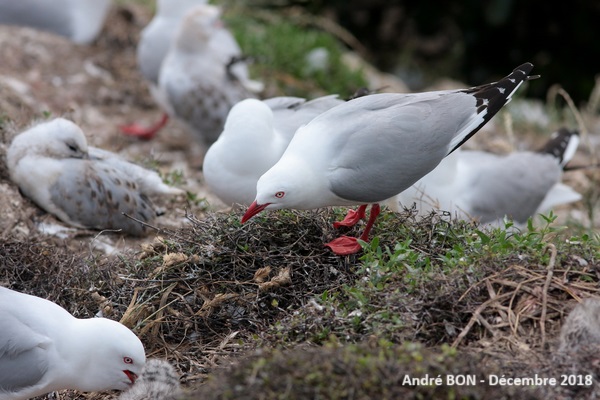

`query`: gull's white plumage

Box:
[118,359,181,400]
[390,128,581,226]
[203,95,344,206]
[0,286,145,400]
[242,63,536,255]
[158,4,262,146]
[6,118,183,236]
[0,0,111,44]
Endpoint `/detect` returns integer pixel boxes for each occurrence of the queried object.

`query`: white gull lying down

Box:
[390,128,581,226]
[118,359,182,400]
[203,95,345,207]
[0,0,111,44]
[0,286,145,400]
[242,63,537,255]
[6,118,183,236]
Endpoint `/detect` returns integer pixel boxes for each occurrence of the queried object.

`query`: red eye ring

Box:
[124,357,133,364]
[275,191,285,198]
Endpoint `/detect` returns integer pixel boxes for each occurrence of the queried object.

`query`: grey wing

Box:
[299,94,344,111]
[326,93,477,203]
[263,96,307,111]
[49,160,156,236]
[0,311,50,393]
[464,152,561,224]
[272,95,344,139]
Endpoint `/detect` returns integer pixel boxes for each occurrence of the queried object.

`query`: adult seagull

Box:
[241,63,537,255]
[0,286,145,400]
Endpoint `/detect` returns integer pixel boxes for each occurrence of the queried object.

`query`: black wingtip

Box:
[463,62,536,114]
[449,62,536,153]
[538,127,580,167]
[513,62,535,77]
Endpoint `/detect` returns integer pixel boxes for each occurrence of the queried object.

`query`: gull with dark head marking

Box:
[7,118,183,236]
[203,95,345,207]
[391,127,581,226]
[241,63,537,255]
[0,286,145,400]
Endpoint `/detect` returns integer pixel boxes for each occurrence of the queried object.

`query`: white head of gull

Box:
[137,0,208,86]
[242,63,537,255]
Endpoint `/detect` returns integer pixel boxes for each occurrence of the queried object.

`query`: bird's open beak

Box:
[241,201,269,223]
[123,370,138,385]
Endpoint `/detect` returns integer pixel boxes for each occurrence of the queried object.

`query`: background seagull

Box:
[121,0,208,137]
[126,3,262,142]
[0,0,111,44]
[390,128,581,226]
[155,4,263,145]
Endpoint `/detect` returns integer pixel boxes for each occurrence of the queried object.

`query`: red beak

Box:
[123,370,137,384]
[241,201,270,223]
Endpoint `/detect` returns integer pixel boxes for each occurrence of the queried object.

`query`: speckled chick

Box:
[118,359,182,400]
[6,118,183,236]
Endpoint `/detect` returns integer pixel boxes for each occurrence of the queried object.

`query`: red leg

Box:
[333,204,367,228]
[359,203,380,241]
[119,113,169,140]
[326,204,381,255]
